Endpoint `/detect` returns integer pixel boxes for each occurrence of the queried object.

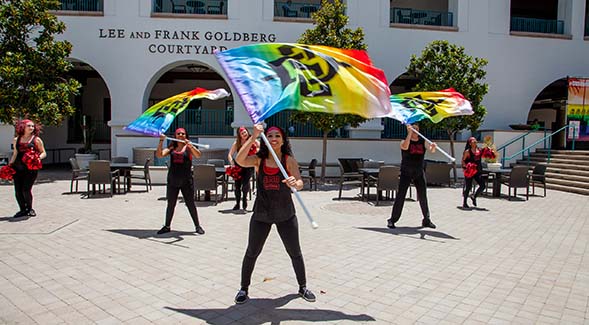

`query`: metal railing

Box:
[58,0,103,11]
[390,7,453,27]
[265,110,349,138]
[153,0,226,14]
[511,17,564,34]
[382,118,450,140]
[495,130,537,166]
[274,1,320,18]
[500,125,577,167]
[166,108,234,136]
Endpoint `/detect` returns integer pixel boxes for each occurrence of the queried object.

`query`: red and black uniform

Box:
[12,136,40,214]
[463,148,485,201]
[240,155,306,290]
[234,142,257,209]
[164,146,201,229]
[389,137,431,224]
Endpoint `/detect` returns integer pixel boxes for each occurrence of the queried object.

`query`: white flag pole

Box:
[259,132,319,229]
[166,137,210,149]
[406,125,455,162]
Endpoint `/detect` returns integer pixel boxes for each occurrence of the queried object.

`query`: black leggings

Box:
[464,173,485,198]
[13,170,38,212]
[241,216,306,289]
[390,168,430,223]
[234,167,253,202]
[165,182,201,229]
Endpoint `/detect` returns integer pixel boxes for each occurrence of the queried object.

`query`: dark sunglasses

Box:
[176,132,185,135]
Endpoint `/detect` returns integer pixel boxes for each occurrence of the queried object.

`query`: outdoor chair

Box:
[129,158,152,192]
[366,165,400,205]
[500,165,530,200]
[193,164,223,204]
[69,157,88,193]
[87,160,120,197]
[111,156,129,163]
[207,158,225,167]
[300,158,318,191]
[425,160,452,186]
[529,164,547,197]
[337,158,364,200]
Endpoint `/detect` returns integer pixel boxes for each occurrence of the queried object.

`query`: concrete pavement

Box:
[1,169,588,324]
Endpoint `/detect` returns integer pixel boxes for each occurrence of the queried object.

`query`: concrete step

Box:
[518,156,589,166]
[546,177,589,190]
[536,149,589,155]
[545,172,589,183]
[546,183,589,196]
[529,152,589,161]
[546,168,589,177]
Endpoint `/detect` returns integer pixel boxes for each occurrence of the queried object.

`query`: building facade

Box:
[1,0,588,164]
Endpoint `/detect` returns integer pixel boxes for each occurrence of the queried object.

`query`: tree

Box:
[292,0,368,181]
[0,0,80,126]
[406,40,489,182]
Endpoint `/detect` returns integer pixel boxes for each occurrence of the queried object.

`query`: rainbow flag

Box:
[215,43,391,123]
[125,87,229,136]
[389,88,473,124]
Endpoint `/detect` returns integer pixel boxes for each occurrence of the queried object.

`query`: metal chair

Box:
[193,164,222,204]
[129,158,152,192]
[300,158,318,191]
[337,158,364,199]
[69,157,88,193]
[530,164,547,197]
[87,160,120,197]
[366,165,400,205]
[500,165,530,200]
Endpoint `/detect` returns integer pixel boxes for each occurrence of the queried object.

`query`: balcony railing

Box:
[390,7,453,27]
[59,0,103,12]
[274,1,320,18]
[265,111,349,138]
[511,17,564,34]
[382,118,449,140]
[153,0,226,15]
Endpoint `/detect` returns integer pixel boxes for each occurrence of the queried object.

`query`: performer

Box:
[461,137,485,208]
[156,128,205,235]
[233,124,315,304]
[387,123,437,229]
[227,126,259,210]
[9,119,46,218]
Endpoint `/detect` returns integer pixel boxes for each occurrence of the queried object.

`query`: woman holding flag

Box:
[387,123,438,229]
[233,124,315,304]
[156,128,205,235]
[227,126,259,211]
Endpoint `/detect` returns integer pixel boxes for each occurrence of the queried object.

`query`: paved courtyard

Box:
[1,169,588,324]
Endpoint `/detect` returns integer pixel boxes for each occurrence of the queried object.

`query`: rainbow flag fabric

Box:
[125,87,229,136]
[389,88,473,124]
[215,43,391,123]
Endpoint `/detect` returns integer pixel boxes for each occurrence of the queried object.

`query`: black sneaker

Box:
[195,226,205,235]
[470,195,477,207]
[157,226,171,234]
[234,290,248,304]
[298,287,316,302]
[386,219,396,229]
[232,203,240,210]
[27,209,36,217]
[242,200,247,210]
[422,219,437,229]
[12,210,27,218]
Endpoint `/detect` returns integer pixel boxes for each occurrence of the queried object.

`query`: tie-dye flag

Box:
[125,87,230,136]
[215,43,391,123]
[389,88,473,124]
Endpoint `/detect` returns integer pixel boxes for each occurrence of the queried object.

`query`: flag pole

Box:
[259,132,319,229]
[166,137,210,149]
[407,125,456,162]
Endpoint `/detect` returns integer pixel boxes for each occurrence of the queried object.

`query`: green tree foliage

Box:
[293,0,368,180]
[406,40,488,180]
[0,0,80,126]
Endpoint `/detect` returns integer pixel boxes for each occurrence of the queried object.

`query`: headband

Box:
[175,128,186,135]
[468,136,476,143]
[266,126,283,136]
[238,126,247,132]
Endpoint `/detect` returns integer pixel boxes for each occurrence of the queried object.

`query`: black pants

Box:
[241,216,306,289]
[13,170,38,212]
[389,168,430,224]
[464,173,485,199]
[165,181,200,229]
[234,167,253,203]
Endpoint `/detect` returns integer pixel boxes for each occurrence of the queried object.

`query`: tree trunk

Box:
[320,131,328,182]
[448,130,458,185]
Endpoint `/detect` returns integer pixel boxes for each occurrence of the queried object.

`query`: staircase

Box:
[514,149,589,195]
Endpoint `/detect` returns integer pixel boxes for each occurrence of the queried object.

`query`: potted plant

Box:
[74,115,98,169]
[481,135,501,170]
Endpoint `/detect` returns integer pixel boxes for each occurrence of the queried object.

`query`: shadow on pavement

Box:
[218,209,248,215]
[166,294,375,324]
[106,229,202,247]
[357,227,459,241]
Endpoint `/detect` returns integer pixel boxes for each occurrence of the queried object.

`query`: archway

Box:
[145,61,233,137]
[526,78,567,148]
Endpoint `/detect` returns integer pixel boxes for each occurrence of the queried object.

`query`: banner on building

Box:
[567,77,589,141]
